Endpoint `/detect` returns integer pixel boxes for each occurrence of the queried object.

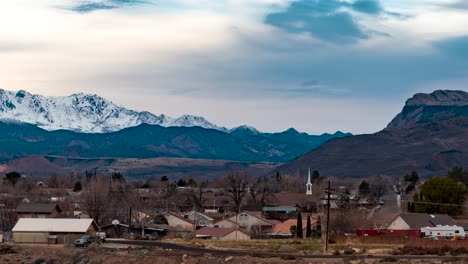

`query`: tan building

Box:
[12,218,99,244]
[16,203,62,218]
[196,227,250,240]
[164,212,195,231]
[215,211,278,237]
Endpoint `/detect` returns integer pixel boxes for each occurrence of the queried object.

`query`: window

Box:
[455,230,460,234]
[239,213,248,221]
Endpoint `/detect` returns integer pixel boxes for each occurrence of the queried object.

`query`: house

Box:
[16,203,62,218]
[215,211,278,237]
[387,213,457,230]
[12,218,99,244]
[182,211,214,227]
[269,217,317,238]
[262,206,297,220]
[164,212,195,231]
[195,227,250,240]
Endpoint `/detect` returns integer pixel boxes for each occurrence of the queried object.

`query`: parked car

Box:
[75,235,100,247]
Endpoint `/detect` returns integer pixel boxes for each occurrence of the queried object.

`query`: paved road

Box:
[107,239,468,260]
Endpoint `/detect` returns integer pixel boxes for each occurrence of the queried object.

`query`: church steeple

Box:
[306,168,312,195]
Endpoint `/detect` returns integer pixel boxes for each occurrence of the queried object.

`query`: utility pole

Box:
[324,180,331,253]
[128,207,132,237]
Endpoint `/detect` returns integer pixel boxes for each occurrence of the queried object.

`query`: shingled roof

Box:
[16,203,62,214]
[394,213,456,229]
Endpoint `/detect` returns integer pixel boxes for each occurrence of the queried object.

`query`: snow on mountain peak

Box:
[0,89,223,133]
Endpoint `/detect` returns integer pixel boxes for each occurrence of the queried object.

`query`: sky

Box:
[1,0,468,134]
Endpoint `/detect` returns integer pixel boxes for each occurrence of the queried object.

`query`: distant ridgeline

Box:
[275,90,468,178]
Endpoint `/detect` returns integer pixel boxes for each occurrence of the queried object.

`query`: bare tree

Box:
[248,179,274,209]
[184,181,208,211]
[81,177,110,226]
[222,171,250,212]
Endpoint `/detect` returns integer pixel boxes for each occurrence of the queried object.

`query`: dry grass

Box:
[164,239,399,254]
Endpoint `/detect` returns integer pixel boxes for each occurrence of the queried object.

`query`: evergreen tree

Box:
[177,179,186,187]
[5,171,21,185]
[296,212,303,239]
[314,215,322,238]
[404,171,419,183]
[414,177,466,215]
[358,180,370,196]
[306,214,312,238]
[447,167,468,186]
[73,181,82,192]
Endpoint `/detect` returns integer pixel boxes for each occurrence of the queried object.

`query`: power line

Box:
[412,201,467,207]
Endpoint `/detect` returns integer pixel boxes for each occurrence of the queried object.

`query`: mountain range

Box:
[0,89,226,133]
[0,89,351,177]
[276,90,468,178]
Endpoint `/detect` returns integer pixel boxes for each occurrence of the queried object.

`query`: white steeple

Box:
[306,168,313,195]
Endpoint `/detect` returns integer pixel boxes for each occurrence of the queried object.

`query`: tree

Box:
[275,171,281,182]
[306,215,312,238]
[177,179,186,187]
[414,177,467,215]
[447,167,468,186]
[369,176,390,202]
[81,178,110,225]
[312,170,322,183]
[183,181,208,211]
[248,180,274,210]
[5,171,21,185]
[296,212,303,239]
[314,215,322,238]
[160,176,169,182]
[73,181,82,192]
[222,171,250,212]
[290,225,297,238]
[358,180,370,196]
[404,171,419,183]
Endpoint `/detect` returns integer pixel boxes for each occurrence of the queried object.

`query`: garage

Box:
[12,218,99,245]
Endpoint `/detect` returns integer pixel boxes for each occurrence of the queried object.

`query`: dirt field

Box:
[1,243,467,264]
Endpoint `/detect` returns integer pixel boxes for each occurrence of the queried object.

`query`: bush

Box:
[0,245,16,255]
[380,256,397,263]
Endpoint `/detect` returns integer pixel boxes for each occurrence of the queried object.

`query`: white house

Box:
[12,218,99,244]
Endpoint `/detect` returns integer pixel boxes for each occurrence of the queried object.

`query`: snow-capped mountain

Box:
[0,89,225,133]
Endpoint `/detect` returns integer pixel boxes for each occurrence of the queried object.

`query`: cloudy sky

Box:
[1,0,468,134]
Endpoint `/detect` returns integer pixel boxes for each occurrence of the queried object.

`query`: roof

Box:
[195,227,250,238]
[240,211,277,225]
[12,218,97,233]
[16,203,62,214]
[263,206,297,213]
[273,218,316,233]
[164,212,195,224]
[268,193,315,207]
[394,213,457,229]
[459,223,468,231]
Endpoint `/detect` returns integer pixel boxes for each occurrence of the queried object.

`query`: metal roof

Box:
[12,218,96,233]
[262,206,297,212]
[16,203,61,214]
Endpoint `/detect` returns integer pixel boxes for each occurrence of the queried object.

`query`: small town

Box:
[1,0,468,263]
[0,167,467,263]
